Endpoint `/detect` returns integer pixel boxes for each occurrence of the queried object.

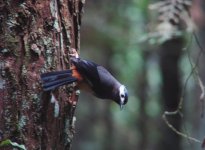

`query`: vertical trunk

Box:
[103,105,114,150]
[137,51,149,150]
[158,38,183,150]
[102,46,114,150]
[0,0,85,149]
[191,0,205,146]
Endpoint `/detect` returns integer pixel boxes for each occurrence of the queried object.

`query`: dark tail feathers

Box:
[41,70,77,91]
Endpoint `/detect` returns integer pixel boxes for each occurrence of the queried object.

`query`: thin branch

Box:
[163,112,201,143]
[193,32,205,117]
[162,32,205,144]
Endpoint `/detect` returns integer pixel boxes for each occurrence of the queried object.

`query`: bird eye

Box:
[121,94,125,98]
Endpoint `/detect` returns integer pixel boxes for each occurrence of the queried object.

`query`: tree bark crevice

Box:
[0,0,85,149]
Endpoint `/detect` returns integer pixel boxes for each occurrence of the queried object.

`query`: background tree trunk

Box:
[0,0,85,149]
[137,51,150,150]
[158,38,183,150]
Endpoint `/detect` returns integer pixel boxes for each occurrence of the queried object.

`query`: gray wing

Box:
[97,66,121,88]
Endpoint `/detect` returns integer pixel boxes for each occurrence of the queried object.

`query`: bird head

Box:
[115,85,128,110]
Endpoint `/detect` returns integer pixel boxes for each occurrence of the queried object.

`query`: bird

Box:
[40,57,128,109]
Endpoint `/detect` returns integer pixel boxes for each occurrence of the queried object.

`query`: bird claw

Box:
[69,48,79,58]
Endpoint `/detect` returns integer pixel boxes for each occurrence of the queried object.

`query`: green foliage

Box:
[0,139,26,150]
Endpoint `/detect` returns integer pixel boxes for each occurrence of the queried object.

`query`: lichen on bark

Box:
[0,0,85,149]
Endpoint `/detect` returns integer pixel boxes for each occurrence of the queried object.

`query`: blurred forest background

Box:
[72,0,205,150]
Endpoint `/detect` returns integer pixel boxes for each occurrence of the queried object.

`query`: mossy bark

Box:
[0,0,85,149]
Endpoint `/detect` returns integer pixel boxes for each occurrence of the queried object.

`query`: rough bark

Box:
[0,0,85,149]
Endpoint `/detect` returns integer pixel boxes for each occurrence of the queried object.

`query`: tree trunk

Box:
[158,38,183,150]
[191,1,205,149]
[137,51,149,150]
[0,0,85,149]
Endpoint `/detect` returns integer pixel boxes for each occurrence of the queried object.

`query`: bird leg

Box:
[69,48,79,58]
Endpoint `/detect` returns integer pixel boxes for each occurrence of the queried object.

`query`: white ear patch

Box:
[119,85,125,95]
[119,85,125,103]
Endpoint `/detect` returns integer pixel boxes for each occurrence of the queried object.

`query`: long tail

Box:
[41,70,77,91]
